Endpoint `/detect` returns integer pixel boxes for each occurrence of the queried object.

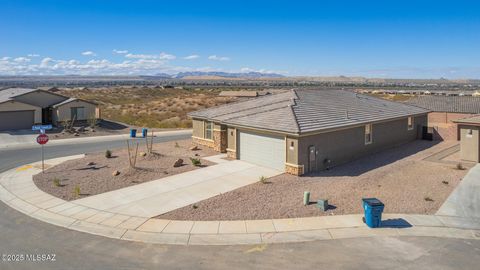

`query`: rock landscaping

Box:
[158,141,473,221]
[33,139,217,201]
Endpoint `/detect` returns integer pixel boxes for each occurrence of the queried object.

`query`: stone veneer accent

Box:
[213,129,227,153]
[285,164,304,176]
[226,149,237,159]
[192,137,215,148]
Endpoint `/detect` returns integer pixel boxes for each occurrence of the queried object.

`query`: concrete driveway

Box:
[437,164,480,219]
[72,155,282,217]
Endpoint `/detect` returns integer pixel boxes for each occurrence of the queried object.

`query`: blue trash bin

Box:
[130,129,137,138]
[362,198,384,228]
[142,128,148,138]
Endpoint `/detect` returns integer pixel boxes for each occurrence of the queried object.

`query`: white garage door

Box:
[239,131,285,171]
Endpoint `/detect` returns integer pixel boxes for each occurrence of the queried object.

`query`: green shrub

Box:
[190,157,201,166]
[53,178,61,187]
[259,176,268,184]
[73,186,81,197]
[105,150,112,158]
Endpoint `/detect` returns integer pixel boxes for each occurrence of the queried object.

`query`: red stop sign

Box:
[37,134,49,145]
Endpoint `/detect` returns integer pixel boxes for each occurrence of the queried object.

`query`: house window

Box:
[466,129,473,138]
[71,107,85,120]
[408,117,414,130]
[204,121,213,140]
[365,124,373,145]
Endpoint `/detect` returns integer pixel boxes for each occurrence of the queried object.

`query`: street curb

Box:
[1,156,479,246]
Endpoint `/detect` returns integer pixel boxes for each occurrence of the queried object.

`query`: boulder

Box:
[87,162,96,166]
[74,133,80,137]
[173,158,184,167]
[112,170,120,176]
[139,152,147,157]
[190,146,200,151]
[194,153,200,157]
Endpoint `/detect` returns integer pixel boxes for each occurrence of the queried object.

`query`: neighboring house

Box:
[454,115,480,163]
[406,96,480,141]
[189,89,429,175]
[0,88,99,131]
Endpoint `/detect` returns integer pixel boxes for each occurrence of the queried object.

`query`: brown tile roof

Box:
[189,89,429,134]
[405,96,480,113]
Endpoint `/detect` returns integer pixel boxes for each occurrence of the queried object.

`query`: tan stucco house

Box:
[189,89,429,175]
[0,88,99,131]
[454,115,480,163]
[406,95,480,141]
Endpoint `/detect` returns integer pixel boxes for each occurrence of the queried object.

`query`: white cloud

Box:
[14,57,31,63]
[125,52,176,60]
[1,57,10,61]
[159,52,176,60]
[208,55,230,61]
[40,57,54,67]
[81,51,97,56]
[125,53,156,59]
[28,54,40,57]
[183,54,199,60]
[113,49,128,54]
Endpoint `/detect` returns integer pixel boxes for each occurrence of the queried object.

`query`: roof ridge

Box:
[289,89,301,133]
[189,91,293,119]
[221,100,294,122]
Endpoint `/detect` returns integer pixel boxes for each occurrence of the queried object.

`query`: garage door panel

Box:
[0,110,35,131]
[239,131,285,171]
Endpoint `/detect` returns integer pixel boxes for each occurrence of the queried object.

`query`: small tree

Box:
[127,140,139,168]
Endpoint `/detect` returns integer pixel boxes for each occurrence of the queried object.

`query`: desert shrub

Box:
[192,204,198,209]
[53,178,61,187]
[190,157,201,166]
[105,150,112,158]
[456,163,465,170]
[73,186,81,197]
[424,196,434,202]
[442,180,449,185]
[174,142,180,148]
[259,176,268,184]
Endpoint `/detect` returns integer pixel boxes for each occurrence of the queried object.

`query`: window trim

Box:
[204,121,213,140]
[407,117,414,130]
[365,124,373,145]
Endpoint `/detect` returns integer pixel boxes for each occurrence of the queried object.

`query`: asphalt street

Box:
[1,133,480,269]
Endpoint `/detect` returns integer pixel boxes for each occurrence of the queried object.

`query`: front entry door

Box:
[308,145,316,173]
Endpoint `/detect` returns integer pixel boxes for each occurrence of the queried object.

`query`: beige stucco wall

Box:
[297,115,427,172]
[53,100,98,123]
[459,125,480,162]
[0,100,42,123]
[14,91,67,108]
[192,119,204,138]
[227,127,236,150]
[286,137,298,164]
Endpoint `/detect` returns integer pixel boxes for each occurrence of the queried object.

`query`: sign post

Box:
[36,134,49,173]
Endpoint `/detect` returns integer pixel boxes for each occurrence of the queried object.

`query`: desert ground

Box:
[58,87,236,128]
[159,141,472,220]
[33,139,217,201]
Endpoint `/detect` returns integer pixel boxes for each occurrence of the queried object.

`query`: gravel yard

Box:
[33,139,217,201]
[159,141,473,221]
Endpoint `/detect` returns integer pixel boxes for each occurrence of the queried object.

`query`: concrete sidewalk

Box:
[437,164,480,219]
[0,155,479,245]
[0,129,192,150]
[73,154,281,217]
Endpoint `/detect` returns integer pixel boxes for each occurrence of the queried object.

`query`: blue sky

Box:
[0,0,479,78]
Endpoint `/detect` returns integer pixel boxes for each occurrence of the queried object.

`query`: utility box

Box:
[317,199,329,211]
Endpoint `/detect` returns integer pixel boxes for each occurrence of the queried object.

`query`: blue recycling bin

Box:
[142,128,148,138]
[362,198,384,228]
[130,129,137,138]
